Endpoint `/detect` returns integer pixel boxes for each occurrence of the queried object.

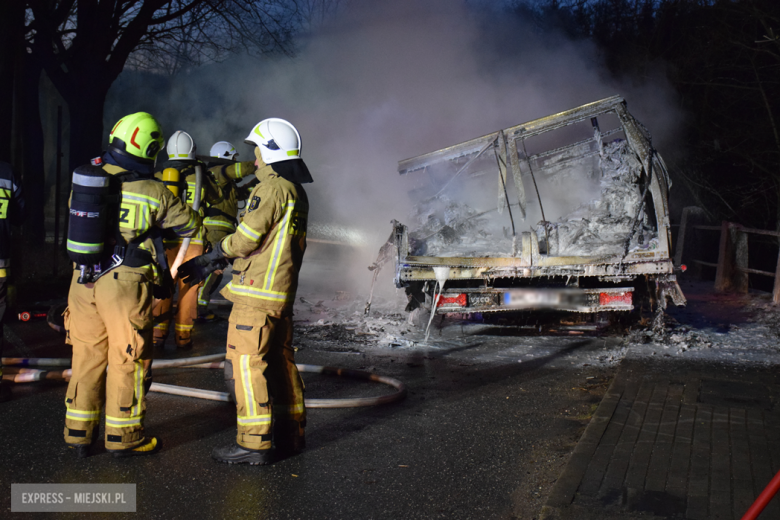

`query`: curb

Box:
[541,369,626,518]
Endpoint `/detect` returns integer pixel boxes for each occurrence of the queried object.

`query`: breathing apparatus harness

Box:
[67,157,170,288]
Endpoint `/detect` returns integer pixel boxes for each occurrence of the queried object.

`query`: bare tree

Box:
[25,1,302,170]
[531,0,780,230]
[294,0,347,31]
[0,2,25,161]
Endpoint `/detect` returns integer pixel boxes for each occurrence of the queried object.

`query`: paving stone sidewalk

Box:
[541,353,780,520]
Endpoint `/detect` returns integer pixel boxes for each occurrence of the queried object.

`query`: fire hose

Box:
[1,354,407,409]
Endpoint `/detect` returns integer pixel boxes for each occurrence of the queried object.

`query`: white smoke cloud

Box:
[107,0,684,297]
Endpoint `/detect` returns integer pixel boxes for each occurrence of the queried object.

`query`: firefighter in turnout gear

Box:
[0,161,24,402]
[64,112,200,458]
[179,118,313,465]
[196,141,256,321]
[152,131,220,349]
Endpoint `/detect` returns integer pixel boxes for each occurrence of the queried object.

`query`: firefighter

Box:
[195,141,239,321]
[64,112,200,458]
[152,131,220,349]
[180,118,312,465]
[196,141,256,321]
[0,160,24,402]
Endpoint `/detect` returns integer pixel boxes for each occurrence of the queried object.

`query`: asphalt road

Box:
[0,306,625,519]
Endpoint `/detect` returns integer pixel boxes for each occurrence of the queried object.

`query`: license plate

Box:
[503,290,561,307]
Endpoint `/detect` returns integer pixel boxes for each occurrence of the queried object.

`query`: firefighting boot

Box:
[195,312,218,323]
[153,318,170,349]
[109,437,162,458]
[67,424,100,459]
[153,335,167,350]
[175,330,193,350]
[176,340,193,351]
[211,443,273,466]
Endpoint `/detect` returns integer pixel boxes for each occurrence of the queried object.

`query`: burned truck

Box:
[390,96,685,324]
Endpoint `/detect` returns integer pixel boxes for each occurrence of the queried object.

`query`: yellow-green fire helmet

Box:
[108,112,164,163]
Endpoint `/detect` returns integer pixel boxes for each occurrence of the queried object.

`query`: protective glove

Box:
[179,241,229,285]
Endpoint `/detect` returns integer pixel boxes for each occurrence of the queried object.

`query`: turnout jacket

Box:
[204,160,255,243]
[220,163,308,314]
[104,163,200,274]
[0,161,25,276]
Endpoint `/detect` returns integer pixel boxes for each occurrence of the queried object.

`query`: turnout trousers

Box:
[153,243,204,347]
[226,303,305,451]
[63,267,154,450]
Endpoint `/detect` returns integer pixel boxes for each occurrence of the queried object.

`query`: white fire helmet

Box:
[210,141,238,161]
[167,130,196,161]
[244,118,301,164]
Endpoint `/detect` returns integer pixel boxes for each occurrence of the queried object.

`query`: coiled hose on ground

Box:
[0,354,406,408]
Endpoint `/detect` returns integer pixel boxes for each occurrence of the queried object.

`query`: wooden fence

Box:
[674,206,780,303]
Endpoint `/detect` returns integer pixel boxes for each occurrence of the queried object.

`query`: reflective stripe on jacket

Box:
[105,163,200,263]
[220,164,308,313]
[0,161,24,270]
[223,160,256,182]
[204,162,249,243]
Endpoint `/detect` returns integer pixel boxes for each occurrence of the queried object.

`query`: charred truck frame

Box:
[392,96,686,320]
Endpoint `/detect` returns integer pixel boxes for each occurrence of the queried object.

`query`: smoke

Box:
[107,0,684,299]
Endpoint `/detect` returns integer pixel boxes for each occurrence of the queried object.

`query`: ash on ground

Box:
[627,315,714,355]
[293,284,634,369]
[294,290,423,349]
[626,282,780,366]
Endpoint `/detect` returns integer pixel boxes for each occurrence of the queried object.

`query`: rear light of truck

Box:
[599,291,632,306]
[436,293,467,307]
